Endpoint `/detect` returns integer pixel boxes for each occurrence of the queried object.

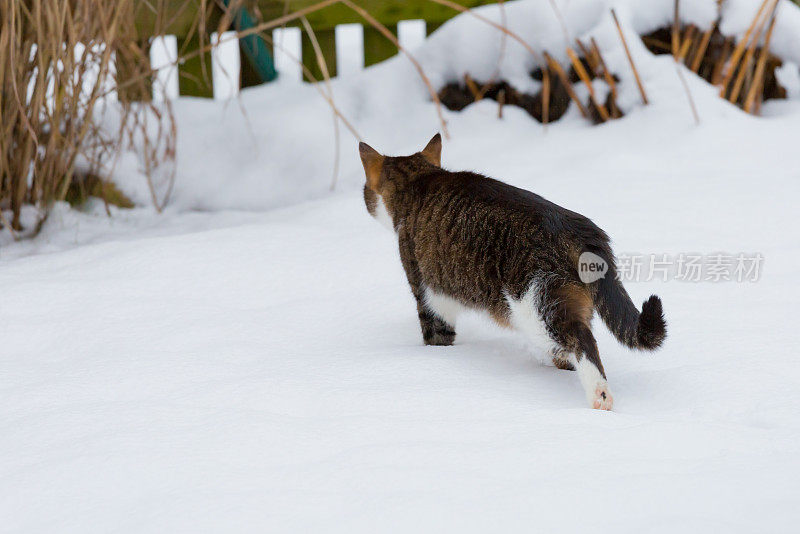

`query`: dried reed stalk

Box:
[548,0,619,123]
[474,0,508,100]
[566,48,609,121]
[711,37,733,85]
[542,67,551,125]
[611,8,649,105]
[672,1,700,124]
[719,0,773,94]
[676,65,701,124]
[744,11,778,113]
[300,16,341,190]
[576,40,598,72]
[672,0,681,58]
[727,0,777,103]
[543,52,589,118]
[548,0,571,48]
[690,22,716,72]
[678,28,695,61]
[590,38,621,119]
[464,73,483,101]
[497,89,505,118]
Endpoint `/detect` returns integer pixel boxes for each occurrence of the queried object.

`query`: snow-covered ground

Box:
[3,1,800,532]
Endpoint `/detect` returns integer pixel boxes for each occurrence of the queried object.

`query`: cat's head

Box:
[359,134,442,230]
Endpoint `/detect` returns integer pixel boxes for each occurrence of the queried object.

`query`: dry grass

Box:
[0,0,178,235]
[645,0,786,115]
[611,8,649,106]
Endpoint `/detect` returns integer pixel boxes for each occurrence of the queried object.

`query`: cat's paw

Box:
[591,383,614,411]
[424,332,455,346]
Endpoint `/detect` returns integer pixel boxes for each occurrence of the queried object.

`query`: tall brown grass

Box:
[0,0,173,234]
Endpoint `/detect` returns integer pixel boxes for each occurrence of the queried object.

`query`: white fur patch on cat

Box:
[372,194,394,231]
[423,288,469,325]
[505,281,555,353]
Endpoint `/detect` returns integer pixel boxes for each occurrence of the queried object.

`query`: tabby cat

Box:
[360,134,666,410]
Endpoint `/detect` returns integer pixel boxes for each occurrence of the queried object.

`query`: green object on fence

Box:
[225,0,278,83]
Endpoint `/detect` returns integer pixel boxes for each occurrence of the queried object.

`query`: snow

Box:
[3,0,800,531]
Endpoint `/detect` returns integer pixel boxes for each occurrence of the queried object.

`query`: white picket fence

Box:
[149,20,427,101]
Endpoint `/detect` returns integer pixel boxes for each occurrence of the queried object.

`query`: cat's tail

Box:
[594,274,666,350]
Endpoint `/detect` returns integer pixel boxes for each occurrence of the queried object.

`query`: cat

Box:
[360,134,666,410]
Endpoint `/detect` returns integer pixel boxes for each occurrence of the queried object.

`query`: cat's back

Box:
[405,169,599,240]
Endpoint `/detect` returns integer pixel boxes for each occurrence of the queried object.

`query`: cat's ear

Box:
[420,133,442,166]
[359,142,385,191]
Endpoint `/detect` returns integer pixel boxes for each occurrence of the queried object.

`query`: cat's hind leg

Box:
[545,283,613,410]
[561,322,613,410]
